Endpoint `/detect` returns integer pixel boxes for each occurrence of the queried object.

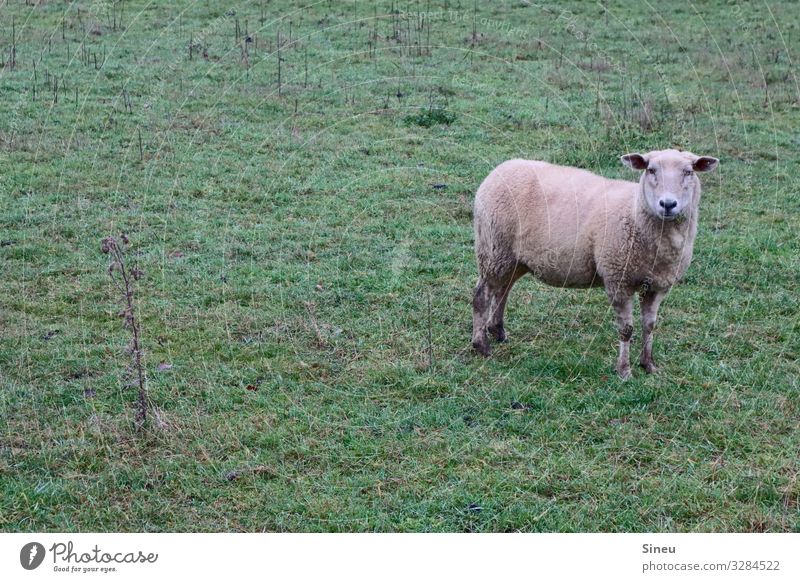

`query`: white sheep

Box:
[471,149,719,378]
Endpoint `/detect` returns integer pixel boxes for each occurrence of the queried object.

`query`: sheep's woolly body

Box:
[475,159,697,296]
[471,150,716,378]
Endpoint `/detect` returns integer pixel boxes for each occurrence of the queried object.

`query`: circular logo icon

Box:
[20,542,46,570]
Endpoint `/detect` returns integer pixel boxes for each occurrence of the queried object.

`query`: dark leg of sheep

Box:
[639,290,665,374]
[487,266,527,342]
[472,278,492,356]
[608,291,634,379]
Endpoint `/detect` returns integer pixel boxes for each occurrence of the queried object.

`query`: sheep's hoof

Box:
[487,324,506,342]
[616,366,632,380]
[472,338,491,357]
[640,361,658,374]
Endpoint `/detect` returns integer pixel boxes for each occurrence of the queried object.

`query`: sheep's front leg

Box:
[472,278,492,356]
[639,290,665,373]
[609,293,634,379]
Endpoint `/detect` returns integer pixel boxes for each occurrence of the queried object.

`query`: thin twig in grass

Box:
[101,234,148,432]
[9,17,16,72]
[471,0,478,45]
[427,291,434,370]
[277,30,282,97]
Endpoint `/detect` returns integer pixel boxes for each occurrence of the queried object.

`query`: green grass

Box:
[1,0,799,532]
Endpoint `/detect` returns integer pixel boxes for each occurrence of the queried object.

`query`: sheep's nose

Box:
[659,198,678,212]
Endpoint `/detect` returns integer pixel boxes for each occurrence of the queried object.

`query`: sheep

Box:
[471,149,719,378]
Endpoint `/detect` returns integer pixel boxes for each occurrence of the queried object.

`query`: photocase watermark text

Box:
[50,541,159,565]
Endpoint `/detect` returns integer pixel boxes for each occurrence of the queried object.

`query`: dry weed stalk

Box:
[101,234,148,431]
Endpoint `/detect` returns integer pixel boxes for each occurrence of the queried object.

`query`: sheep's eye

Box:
[684,169,694,176]
[647,168,656,175]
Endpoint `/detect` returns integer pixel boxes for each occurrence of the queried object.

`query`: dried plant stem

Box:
[426,292,434,370]
[102,235,148,431]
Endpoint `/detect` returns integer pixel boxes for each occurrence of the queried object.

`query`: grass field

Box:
[1,0,798,532]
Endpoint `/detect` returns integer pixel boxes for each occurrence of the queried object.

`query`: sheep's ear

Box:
[692,156,719,173]
[620,153,648,170]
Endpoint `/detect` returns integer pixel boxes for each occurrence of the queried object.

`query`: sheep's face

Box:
[621,150,718,221]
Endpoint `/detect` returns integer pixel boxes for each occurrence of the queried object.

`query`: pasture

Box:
[1,0,798,531]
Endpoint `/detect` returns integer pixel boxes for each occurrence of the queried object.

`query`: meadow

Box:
[1,0,798,532]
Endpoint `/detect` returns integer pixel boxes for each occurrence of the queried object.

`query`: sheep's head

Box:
[621,149,718,221]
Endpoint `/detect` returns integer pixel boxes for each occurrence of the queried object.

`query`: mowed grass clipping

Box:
[1,1,798,532]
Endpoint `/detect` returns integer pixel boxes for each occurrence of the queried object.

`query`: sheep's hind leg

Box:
[472,278,492,356]
[639,290,665,374]
[487,266,527,342]
[608,291,634,379]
